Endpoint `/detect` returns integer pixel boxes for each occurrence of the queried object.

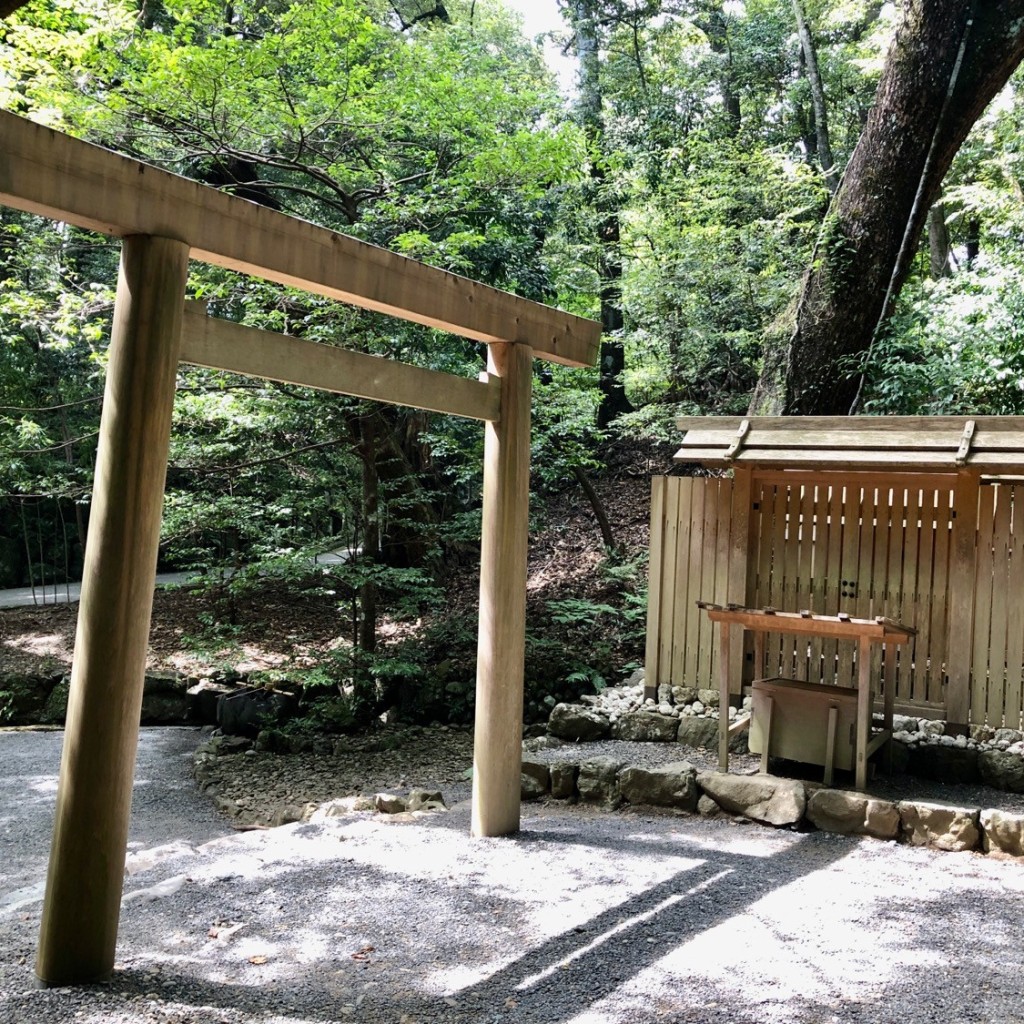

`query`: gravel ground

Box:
[2,727,1024,1024]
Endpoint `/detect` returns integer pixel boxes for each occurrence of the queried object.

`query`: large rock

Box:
[677,717,746,753]
[614,712,678,743]
[697,772,805,827]
[806,788,899,840]
[677,717,719,751]
[978,750,1024,793]
[39,676,71,725]
[217,687,297,737]
[980,808,1024,857]
[187,679,236,725]
[521,760,550,801]
[898,801,981,852]
[141,671,190,725]
[619,761,698,810]
[549,762,578,800]
[547,703,610,743]
[577,757,624,807]
[0,672,64,725]
[906,744,980,784]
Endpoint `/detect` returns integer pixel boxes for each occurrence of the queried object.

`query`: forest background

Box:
[3,0,1024,730]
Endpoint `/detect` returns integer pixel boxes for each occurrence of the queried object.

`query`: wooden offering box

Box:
[749,677,859,783]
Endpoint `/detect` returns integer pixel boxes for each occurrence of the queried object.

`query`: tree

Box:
[750,0,1024,416]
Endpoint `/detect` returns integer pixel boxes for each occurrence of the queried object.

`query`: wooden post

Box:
[947,470,980,730]
[718,620,732,772]
[472,342,532,838]
[728,468,753,693]
[36,235,189,986]
[855,634,872,790]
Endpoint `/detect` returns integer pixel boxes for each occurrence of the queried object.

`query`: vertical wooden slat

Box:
[836,484,861,687]
[886,485,910,702]
[947,471,980,727]
[778,485,802,678]
[900,487,923,702]
[710,478,737,694]
[868,486,891,699]
[795,482,817,679]
[927,488,953,706]
[1004,486,1024,729]
[729,469,753,691]
[912,488,937,702]
[767,483,789,677]
[663,477,685,687]
[807,482,830,682]
[821,482,845,684]
[972,484,997,725]
[988,486,1011,726]
[684,479,708,687]
[644,476,667,694]
[748,478,769,682]
[698,478,723,685]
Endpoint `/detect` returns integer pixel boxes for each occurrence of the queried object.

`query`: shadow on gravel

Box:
[77,819,867,1024]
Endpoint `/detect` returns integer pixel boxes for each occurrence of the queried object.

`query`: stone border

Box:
[521,755,1024,859]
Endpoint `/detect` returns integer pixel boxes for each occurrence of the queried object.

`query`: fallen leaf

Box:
[248,955,269,965]
[351,945,375,961]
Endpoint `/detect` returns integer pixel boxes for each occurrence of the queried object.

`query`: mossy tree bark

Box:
[750,0,1024,416]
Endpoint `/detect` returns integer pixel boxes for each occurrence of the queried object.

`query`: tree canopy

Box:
[5,0,1024,722]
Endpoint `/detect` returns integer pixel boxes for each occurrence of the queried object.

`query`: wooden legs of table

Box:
[824,704,839,787]
[718,622,731,773]
[883,642,897,774]
[855,635,871,791]
[759,695,774,775]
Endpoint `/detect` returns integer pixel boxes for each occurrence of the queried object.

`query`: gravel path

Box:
[2,727,1024,1024]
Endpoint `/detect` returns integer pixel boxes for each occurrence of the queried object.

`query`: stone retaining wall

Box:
[520,755,1024,859]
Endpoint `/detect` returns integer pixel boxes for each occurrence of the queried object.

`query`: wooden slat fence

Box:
[647,474,1024,729]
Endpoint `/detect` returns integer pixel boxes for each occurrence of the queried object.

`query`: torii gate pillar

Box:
[472,342,532,837]
[36,235,189,985]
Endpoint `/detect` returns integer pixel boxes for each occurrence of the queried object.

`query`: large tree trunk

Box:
[750,0,1024,416]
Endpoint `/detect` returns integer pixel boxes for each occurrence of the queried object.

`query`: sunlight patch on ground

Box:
[559,843,953,1022]
[1,632,72,666]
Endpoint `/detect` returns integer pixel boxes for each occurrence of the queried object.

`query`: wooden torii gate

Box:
[0,110,601,986]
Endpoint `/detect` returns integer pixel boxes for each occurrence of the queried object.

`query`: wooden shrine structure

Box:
[0,110,601,985]
[646,416,1024,739]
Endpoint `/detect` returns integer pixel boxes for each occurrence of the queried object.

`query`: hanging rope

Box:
[848,1,977,415]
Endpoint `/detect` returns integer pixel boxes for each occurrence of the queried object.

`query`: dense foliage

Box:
[3,0,1024,725]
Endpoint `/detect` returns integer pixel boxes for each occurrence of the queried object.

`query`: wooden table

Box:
[700,604,916,790]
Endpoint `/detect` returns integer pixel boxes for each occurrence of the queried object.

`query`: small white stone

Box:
[692,701,704,714]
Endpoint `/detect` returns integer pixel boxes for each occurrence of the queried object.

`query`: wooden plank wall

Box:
[649,474,1024,726]
[748,476,955,709]
[645,476,735,691]
[972,484,1024,729]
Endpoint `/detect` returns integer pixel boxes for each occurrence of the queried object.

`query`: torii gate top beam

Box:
[0,111,601,367]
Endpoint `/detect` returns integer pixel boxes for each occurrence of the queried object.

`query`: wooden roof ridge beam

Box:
[179,302,501,422]
[0,111,600,367]
[676,415,1024,432]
